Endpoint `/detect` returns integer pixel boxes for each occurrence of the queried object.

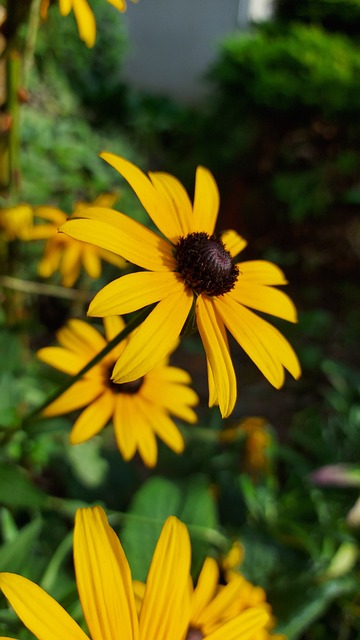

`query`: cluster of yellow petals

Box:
[0,507,270,640]
[40,0,138,47]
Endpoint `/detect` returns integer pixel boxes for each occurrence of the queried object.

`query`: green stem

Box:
[23,0,42,89]
[6,49,21,197]
[23,307,152,428]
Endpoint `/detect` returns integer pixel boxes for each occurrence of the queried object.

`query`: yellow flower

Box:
[0,204,34,241]
[40,0,137,48]
[189,556,285,640]
[37,315,198,466]
[26,194,125,288]
[0,507,269,640]
[60,154,301,418]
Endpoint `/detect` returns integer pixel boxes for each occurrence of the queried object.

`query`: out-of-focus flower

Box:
[61,154,301,418]
[239,417,272,477]
[25,194,125,287]
[311,463,360,527]
[40,0,137,48]
[0,204,33,241]
[37,316,198,467]
[0,507,269,640]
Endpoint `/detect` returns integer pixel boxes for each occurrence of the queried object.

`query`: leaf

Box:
[0,518,42,573]
[121,476,182,581]
[120,475,220,581]
[0,463,46,509]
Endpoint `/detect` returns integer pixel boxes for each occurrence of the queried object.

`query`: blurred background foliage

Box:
[0,0,360,638]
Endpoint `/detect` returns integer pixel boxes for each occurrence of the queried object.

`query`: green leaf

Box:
[121,476,182,581]
[0,518,42,573]
[120,475,221,581]
[0,463,46,508]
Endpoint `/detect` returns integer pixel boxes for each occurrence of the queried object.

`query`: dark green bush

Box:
[276,0,360,36]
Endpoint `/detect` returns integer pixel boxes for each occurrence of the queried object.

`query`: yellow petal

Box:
[139,517,191,640]
[0,573,88,640]
[72,0,96,47]
[42,380,103,417]
[103,315,126,341]
[37,346,88,375]
[100,153,182,242]
[59,241,82,287]
[196,296,237,418]
[232,281,298,322]
[145,405,185,454]
[82,245,102,279]
[113,395,139,461]
[221,230,248,258]
[197,576,247,630]
[205,607,269,640]
[74,507,139,640]
[61,215,175,272]
[112,289,193,383]
[236,260,288,285]
[59,0,72,15]
[70,391,115,444]
[215,295,300,387]
[149,172,193,241]
[88,271,182,317]
[107,0,127,11]
[192,167,219,235]
[57,318,106,355]
[191,557,219,621]
[35,206,66,225]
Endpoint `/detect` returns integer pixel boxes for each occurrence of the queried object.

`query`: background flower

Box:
[37,315,199,466]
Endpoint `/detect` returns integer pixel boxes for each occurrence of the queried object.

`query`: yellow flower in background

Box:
[0,204,33,241]
[61,154,301,418]
[40,0,137,48]
[189,556,285,640]
[0,507,268,640]
[37,316,198,467]
[26,194,125,287]
[239,417,272,477]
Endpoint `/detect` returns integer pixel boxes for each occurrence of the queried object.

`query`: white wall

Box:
[122,0,243,104]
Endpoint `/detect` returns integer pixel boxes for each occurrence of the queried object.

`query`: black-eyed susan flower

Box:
[60,154,301,418]
[189,556,285,640]
[0,507,269,640]
[25,194,125,287]
[37,315,198,467]
[0,204,34,241]
[40,0,137,48]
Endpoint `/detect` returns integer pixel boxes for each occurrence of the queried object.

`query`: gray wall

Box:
[122,0,246,104]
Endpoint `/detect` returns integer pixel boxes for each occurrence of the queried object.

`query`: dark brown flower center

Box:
[176,232,239,296]
[186,628,204,640]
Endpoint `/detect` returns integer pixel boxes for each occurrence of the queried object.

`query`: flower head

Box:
[37,315,198,466]
[40,0,137,47]
[25,194,125,287]
[61,154,301,418]
[0,204,34,241]
[0,507,269,640]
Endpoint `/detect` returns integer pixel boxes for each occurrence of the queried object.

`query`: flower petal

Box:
[0,573,88,640]
[37,346,88,375]
[192,167,219,235]
[236,260,288,285]
[215,295,301,387]
[191,557,219,621]
[139,517,191,640]
[100,153,181,241]
[149,172,193,241]
[70,391,115,444]
[41,380,103,417]
[221,230,248,258]
[74,507,139,640]
[112,289,193,383]
[88,271,182,317]
[196,296,237,418]
[57,319,106,356]
[145,405,185,454]
[103,315,126,341]
[61,214,175,272]
[72,0,96,47]
[232,281,298,322]
[113,395,140,462]
[205,608,269,640]
[82,245,102,279]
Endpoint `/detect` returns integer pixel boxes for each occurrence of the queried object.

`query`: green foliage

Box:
[276,0,360,35]
[210,23,360,119]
